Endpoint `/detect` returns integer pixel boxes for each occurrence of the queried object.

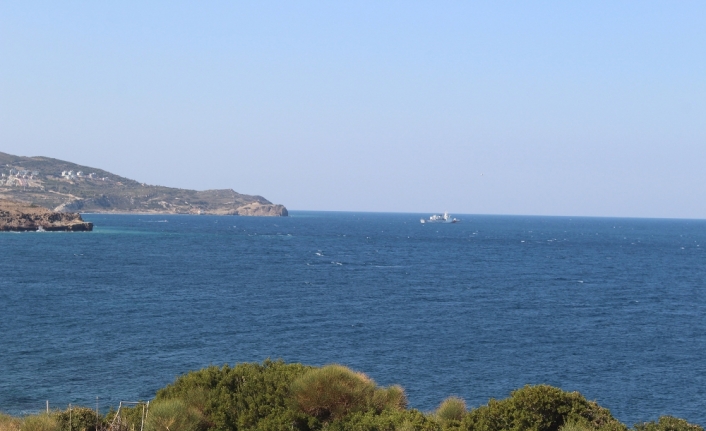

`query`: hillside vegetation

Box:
[1,360,701,431]
[0,152,287,216]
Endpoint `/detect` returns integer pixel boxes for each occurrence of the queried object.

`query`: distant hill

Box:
[0,152,287,216]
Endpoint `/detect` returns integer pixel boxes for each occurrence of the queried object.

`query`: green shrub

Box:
[371,386,408,413]
[290,365,377,422]
[634,416,704,431]
[144,399,203,431]
[55,407,101,431]
[326,409,441,431]
[20,414,58,431]
[461,385,626,431]
[155,359,312,431]
[290,364,408,423]
[559,419,596,431]
[436,397,467,428]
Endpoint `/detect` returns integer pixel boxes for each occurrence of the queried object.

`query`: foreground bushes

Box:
[56,407,102,431]
[459,385,627,431]
[2,361,703,431]
[290,365,407,422]
[436,396,467,427]
[153,359,314,431]
[0,414,21,431]
[634,417,704,431]
[18,414,58,431]
[144,399,204,431]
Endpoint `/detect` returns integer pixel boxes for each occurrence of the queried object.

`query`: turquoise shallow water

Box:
[0,212,704,425]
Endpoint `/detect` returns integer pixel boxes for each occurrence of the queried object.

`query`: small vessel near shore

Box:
[420,212,460,224]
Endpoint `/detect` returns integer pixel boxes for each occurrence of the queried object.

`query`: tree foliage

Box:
[55,407,102,431]
[155,359,313,431]
[326,409,440,431]
[634,417,703,431]
[461,385,627,431]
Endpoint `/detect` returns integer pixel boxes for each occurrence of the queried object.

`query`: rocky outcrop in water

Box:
[0,199,93,232]
[235,203,289,217]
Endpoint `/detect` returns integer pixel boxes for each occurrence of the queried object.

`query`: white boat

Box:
[420,212,460,224]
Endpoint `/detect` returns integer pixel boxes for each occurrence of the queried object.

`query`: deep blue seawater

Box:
[1,212,704,425]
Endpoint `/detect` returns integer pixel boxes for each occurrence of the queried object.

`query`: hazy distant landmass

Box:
[0,152,287,216]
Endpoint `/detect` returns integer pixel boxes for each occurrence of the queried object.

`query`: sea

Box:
[0,212,704,426]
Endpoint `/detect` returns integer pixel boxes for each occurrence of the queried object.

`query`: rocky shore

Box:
[0,199,93,232]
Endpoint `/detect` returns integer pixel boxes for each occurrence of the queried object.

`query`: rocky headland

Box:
[0,199,93,232]
[0,152,288,216]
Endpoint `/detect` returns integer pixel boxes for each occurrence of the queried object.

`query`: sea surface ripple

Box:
[0,212,704,425]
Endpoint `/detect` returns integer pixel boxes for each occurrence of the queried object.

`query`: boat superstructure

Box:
[420,212,460,224]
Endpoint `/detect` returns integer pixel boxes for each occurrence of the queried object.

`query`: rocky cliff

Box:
[235,203,288,216]
[0,199,93,232]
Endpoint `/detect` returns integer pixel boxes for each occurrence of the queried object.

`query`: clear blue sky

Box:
[1,2,704,218]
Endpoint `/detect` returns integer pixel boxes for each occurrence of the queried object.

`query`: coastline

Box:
[0,199,93,232]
